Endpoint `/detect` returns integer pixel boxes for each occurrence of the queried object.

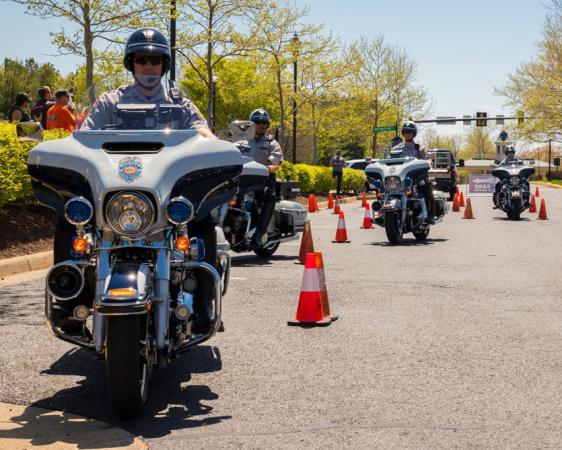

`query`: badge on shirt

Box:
[118,157,143,183]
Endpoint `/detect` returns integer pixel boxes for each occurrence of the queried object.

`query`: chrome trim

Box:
[64,197,94,226]
[46,262,86,301]
[94,240,111,352]
[167,196,195,225]
[153,241,170,349]
[217,250,231,296]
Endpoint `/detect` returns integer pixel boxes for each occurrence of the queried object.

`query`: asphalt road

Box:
[1,186,562,449]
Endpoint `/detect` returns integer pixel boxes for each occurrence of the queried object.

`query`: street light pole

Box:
[211,75,218,133]
[291,33,300,164]
[170,0,176,82]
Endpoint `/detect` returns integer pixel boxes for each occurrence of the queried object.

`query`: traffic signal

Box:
[476,112,487,126]
[517,111,524,128]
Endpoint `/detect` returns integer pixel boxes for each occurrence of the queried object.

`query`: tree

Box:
[10,0,157,104]
[497,0,562,141]
[422,128,463,160]
[0,58,61,115]
[461,127,495,159]
[172,0,259,131]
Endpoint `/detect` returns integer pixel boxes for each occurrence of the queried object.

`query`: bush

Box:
[0,121,69,208]
[277,160,365,194]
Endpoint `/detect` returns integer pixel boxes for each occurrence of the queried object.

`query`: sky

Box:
[0,0,549,138]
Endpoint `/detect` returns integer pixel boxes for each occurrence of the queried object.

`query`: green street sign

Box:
[374,125,397,132]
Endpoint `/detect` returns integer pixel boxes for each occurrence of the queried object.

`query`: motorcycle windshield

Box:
[80,77,205,131]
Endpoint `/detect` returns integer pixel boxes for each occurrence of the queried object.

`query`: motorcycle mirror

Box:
[458,159,465,168]
[17,121,44,142]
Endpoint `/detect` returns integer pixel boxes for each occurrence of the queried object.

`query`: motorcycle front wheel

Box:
[105,315,148,419]
[384,212,403,245]
[511,198,521,221]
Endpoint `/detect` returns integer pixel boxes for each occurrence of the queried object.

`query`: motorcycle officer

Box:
[390,121,436,223]
[51,28,217,333]
[246,109,284,247]
[493,145,521,208]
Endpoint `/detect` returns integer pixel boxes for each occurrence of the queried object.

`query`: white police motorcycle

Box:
[366,156,447,244]
[492,161,534,220]
[22,102,244,418]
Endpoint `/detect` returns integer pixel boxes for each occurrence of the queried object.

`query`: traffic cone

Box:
[328,193,334,209]
[535,186,540,197]
[360,192,367,207]
[459,191,465,208]
[463,198,474,219]
[538,199,548,220]
[288,253,335,326]
[529,194,537,213]
[313,252,338,323]
[332,212,350,243]
[332,196,341,214]
[452,193,460,212]
[308,194,318,213]
[360,204,373,229]
[455,185,460,195]
[295,221,314,265]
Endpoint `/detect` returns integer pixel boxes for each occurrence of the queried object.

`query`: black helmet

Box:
[402,121,417,137]
[249,109,270,124]
[123,28,171,75]
[504,145,515,155]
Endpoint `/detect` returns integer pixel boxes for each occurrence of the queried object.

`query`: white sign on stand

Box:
[468,174,498,196]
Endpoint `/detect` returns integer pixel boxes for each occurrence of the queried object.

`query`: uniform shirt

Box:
[330,155,345,173]
[244,134,284,166]
[81,83,208,130]
[499,157,519,166]
[46,103,76,131]
[391,141,422,159]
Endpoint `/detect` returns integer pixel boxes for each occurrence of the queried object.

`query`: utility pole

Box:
[170,0,176,81]
[291,33,300,164]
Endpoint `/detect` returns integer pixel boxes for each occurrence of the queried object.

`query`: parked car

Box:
[344,158,376,171]
[427,149,457,200]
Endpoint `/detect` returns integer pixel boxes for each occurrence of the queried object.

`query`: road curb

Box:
[533,181,562,189]
[0,251,52,278]
[0,402,147,449]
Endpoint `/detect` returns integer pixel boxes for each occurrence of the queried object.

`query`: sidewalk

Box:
[0,402,146,449]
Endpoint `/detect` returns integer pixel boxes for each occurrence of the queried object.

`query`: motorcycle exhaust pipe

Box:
[47,262,85,301]
[371,200,383,212]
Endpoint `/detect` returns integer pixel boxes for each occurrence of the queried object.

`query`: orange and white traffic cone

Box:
[288,253,336,326]
[360,192,367,207]
[452,193,460,212]
[313,252,337,323]
[328,193,334,209]
[535,186,540,197]
[308,194,319,213]
[295,221,314,265]
[332,196,341,214]
[455,185,460,195]
[538,199,548,220]
[529,194,537,213]
[459,191,465,208]
[332,212,350,243]
[463,198,474,219]
[360,204,373,229]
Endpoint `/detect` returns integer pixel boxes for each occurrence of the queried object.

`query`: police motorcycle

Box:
[365,152,448,244]
[213,120,305,258]
[492,161,534,220]
[22,90,245,418]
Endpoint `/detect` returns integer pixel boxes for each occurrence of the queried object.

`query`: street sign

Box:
[463,115,472,125]
[496,115,505,125]
[468,174,498,196]
[436,116,456,125]
[374,125,397,132]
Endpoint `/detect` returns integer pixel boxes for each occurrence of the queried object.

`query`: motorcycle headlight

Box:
[64,197,93,226]
[404,177,413,188]
[509,175,520,187]
[385,176,401,192]
[106,191,154,237]
[373,179,383,190]
[166,196,194,225]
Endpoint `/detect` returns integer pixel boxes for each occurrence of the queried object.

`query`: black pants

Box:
[418,179,435,218]
[253,175,277,243]
[333,171,343,195]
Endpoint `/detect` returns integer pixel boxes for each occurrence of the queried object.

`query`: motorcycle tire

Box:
[254,241,280,258]
[384,212,403,245]
[511,199,521,221]
[106,315,148,419]
[413,227,430,241]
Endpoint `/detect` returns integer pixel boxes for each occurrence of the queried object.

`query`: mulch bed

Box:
[0,202,56,260]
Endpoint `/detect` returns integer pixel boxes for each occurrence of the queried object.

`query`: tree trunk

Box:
[311,103,318,165]
[206,6,214,130]
[275,64,285,145]
[83,3,95,105]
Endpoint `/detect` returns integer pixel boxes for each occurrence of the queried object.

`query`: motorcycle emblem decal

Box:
[143,29,155,42]
[389,167,396,174]
[118,157,143,183]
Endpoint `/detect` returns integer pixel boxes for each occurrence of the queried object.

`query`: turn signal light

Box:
[176,235,190,251]
[72,236,88,253]
[108,288,136,297]
[228,198,237,206]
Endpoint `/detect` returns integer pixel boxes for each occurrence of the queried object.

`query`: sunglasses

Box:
[134,55,163,66]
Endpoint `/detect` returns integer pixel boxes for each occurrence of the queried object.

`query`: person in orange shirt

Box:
[46,90,76,131]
